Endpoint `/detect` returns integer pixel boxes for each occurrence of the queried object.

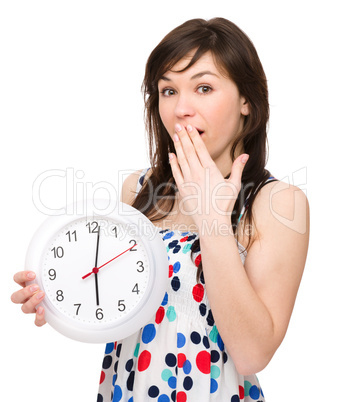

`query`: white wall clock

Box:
[25,199,168,343]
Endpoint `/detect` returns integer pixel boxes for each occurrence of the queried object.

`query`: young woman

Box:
[11,18,309,401]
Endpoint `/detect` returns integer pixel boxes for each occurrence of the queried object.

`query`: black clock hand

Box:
[94,226,100,306]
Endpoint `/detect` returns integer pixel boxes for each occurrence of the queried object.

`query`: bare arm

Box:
[200,182,309,374]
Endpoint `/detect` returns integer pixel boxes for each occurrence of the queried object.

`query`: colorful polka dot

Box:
[199,303,207,317]
[176,392,187,402]
[112,385,122,402]
[166,306,177,322]
[177,353,186,368]
[192,284,204,302]
[249,385,260,399]
[209,326,219,343]
[168,376,177,389]
[148,385,160,397]
[182,243,192,253]
[183,376,193,391]
[211,350,220,363]
[161,369,172,381]
[125,359,133,372]
[138,351,151,372]
[127,371,134,391]
[210,365,220,379]
[142,324,156,344]
[155,306,165,324]
[196,351,211,374]
[171,276,180,291]
[105,342,114,354]
[133,343,140,358]
[173,261,181,273]
[210,378,218,393]
[177,333,186,348]
[194,254,201,267]
[99,371,105,384]
[190,331,201,344]
[183,359,192,375]
[163,231,174,240]
[165,353,177,367]
[161,292,168,306]
[103,355,112,369]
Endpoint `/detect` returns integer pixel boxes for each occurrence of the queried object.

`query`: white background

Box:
[1,0,338,401]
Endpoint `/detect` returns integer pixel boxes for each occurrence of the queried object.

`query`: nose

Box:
[174,93,196,119]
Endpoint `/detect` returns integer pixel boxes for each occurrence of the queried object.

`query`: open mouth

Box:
[196,128,204,135]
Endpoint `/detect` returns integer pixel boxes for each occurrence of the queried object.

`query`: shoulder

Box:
[252,180,310,239]
[120,168,153,205]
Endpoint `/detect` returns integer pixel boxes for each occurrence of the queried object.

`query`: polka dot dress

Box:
[97,169,266,402]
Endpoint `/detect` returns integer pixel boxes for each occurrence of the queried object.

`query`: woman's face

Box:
[158,52,249,173]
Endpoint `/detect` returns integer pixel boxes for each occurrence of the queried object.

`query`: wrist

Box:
[197,216,234,238]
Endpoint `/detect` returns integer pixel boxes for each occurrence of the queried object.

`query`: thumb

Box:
[228,153,249,189]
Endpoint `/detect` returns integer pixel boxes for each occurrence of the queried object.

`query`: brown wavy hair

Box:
[132,18,272,281]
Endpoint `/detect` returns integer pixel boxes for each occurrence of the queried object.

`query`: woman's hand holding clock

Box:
[11,271,46,327]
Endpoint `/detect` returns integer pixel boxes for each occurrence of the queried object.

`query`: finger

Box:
[175,124,201,170]
[35,306,46,327]
[186,125,213,168]
[172,130,191,179]
[228,154,249,189]
[13,271,36,287]
[169,152,184,188]
[21,291,45,314]
[11,283,40,304]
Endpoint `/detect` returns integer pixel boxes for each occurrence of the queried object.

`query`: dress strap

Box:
[135,168,151,199]
[237,176,278,224]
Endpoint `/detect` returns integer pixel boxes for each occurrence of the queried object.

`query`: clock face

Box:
[40,217,151,327]
[26,200,169,343]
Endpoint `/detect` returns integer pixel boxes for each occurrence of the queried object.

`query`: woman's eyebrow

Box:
[159,70,219,82]
[190,70,219,80]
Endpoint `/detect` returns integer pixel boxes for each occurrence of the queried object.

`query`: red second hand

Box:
[82,244,137,280]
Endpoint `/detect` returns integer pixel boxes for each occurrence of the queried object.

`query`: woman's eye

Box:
[197,85,212,94]
[160,88,176,96]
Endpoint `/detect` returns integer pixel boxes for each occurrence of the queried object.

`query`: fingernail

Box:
[187,125,193,133]
[175,123,182,132]
[30,285,39,293]
[27,272,35,280]
[173,133,179,142]
[241,154,249,164]
[168,153,174,161]
[37,307,43,315]
[36,291,44,300]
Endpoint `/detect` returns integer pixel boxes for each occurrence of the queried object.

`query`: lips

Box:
[196,128,204,135]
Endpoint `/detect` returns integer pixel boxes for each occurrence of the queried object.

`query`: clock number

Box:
[66,230,77,242]
[96,308,104,320]
[51,246,64,258]
[74,304,81,315]
[48,269,56,280]
[112,226,118,237]
[56,290,64,302]
[136,261,144,273]
[118,300,126,312]
[129,239,137,251]
[86,221,99,233]
[132,283,140,295]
